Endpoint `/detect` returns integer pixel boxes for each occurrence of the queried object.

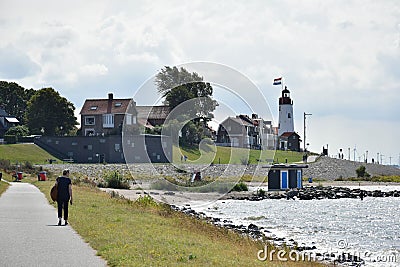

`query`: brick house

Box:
[279,132,301,152]
[34,93,172,163]
[80,93,138,136]
[217,114,277,149]
[216,116,255,148]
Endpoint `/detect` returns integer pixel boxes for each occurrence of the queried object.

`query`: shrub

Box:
[23,161,34,170]
[231,181,248,192]
[0,159,11,170]
[257,188,266,197]
[135,195,158,207]
[356,165,370,178]
[103,171,130,189]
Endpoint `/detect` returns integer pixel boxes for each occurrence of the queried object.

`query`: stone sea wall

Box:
[304,156,400,180]
[41,156,400,181]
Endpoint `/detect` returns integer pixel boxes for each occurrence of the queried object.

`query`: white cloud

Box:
[80,64,108,76]
[0,45,40,79]
[0,0,399,160]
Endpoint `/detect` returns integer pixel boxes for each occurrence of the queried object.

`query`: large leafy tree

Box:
[25,88,78,135]
[0,81,36,124]
[0,81,26,122]
[155,66,218,145]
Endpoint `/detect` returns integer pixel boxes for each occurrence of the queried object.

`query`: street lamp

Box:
[303,112,312,152]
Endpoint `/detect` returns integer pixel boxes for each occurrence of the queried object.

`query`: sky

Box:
[0,0,399,165]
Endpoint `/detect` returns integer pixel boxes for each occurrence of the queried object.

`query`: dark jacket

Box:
[56,176,71,202]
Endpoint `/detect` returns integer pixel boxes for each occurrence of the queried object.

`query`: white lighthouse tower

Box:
[278,86,294,136]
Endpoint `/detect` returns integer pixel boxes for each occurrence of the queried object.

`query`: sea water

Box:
[192,186,400,266]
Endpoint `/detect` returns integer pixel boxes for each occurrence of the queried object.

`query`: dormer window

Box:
[90,106,98,110]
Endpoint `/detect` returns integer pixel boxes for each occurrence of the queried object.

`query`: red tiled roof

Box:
[80,98,133,115]
[280,132,299,138]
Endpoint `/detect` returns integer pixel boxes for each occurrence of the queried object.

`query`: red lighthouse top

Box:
[279,86,293,105]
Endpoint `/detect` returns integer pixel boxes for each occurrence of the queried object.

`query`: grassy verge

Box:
[0,180,9,196]
[174,144,303,164]
[0,143,58,164]
[32,176,322,267]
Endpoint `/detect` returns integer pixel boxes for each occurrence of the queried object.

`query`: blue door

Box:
[297,170,302,188]
[281,171,288,189]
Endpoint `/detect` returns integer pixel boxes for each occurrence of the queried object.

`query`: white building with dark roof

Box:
[0,108,19,137]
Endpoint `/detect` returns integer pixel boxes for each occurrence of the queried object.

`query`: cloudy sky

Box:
[1,0,399,165]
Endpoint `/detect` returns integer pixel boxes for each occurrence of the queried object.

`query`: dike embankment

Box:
[303,156,400,180]
[41,156,400,181]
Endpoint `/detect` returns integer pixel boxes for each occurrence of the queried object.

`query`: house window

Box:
[288,113,291,118]
[115,102,122,107]
[85,129,95,136]
[103,114,114,128]
[88,145,92,150]
[90,106,98,110]
[85,116,95,125]
[132,116,137,124]
[126,114,132,125]
[115,143,120,151]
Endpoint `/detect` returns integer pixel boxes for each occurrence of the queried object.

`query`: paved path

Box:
[0,183,107,267]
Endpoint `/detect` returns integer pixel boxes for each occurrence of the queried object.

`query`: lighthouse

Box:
[278,86,294,136]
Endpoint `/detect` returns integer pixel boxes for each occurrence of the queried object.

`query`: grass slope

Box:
[33,178,321,267]
[174,144,303,164]
[0,144,57,164]
[0,180,9,196]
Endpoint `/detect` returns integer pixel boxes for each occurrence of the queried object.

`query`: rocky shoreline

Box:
[223,185,400,201]
[171,203,365,266]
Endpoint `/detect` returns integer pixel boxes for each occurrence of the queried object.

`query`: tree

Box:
[0,81,26,122]
[155,66,203,96]
[5,125,29,137]
[155,66,218,145]
[0,81,36,124]
[25,88,78,135]
[356,165,370,178]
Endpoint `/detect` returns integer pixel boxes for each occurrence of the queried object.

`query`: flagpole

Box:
[281,76,284,91]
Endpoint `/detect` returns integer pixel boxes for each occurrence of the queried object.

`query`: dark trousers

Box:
[57,200,69,220]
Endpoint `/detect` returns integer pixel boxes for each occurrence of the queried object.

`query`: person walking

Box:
[56,169,73,226]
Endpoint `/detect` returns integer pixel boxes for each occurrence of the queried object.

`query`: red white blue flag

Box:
[273,77,282,85]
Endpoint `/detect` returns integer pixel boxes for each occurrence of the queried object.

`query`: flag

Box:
[273,77,282,85]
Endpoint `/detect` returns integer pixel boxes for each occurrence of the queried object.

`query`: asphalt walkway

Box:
[0,182,107,266]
